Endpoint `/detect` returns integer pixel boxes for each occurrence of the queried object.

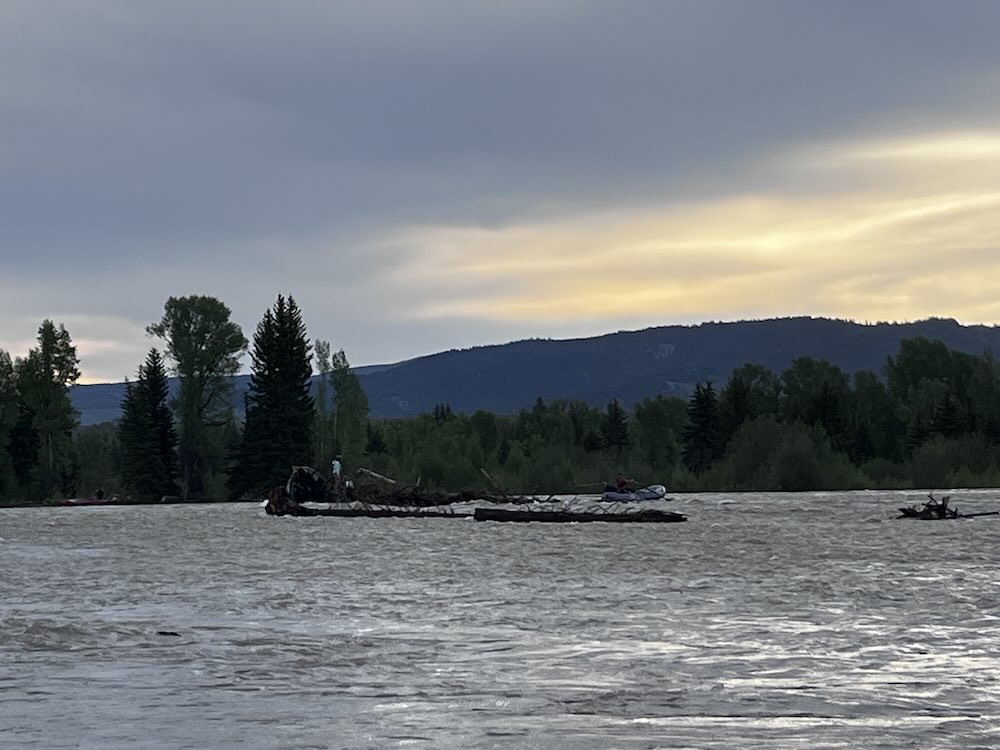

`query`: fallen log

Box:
[271,505,470,519]
[473,507,687,523]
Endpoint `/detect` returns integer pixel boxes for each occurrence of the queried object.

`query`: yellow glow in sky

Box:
[386,130,1000,328]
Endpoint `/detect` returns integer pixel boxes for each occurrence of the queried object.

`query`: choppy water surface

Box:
[3,491,1000,749]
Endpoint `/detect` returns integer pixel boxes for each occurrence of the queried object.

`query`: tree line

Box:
[4,296,1000,506]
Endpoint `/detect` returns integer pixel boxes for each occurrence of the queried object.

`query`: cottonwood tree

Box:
[14,321,80,498]
[312,339,335,465]
[229,295,314,498]
[148,296,247,499]
[330,347,369,461]
[632,394,685,469]
[718,363,781,448]
[781,357,852,451]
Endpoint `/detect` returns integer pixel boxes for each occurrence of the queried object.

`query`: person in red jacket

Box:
[615,473,636,492]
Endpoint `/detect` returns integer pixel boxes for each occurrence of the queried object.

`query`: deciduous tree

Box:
[148,296,247,499]
[14,321,80,498]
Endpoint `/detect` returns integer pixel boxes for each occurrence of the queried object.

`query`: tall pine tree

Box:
[119,349,179,498]
[229,295,314,498]
[683,381,723,474]
[600,398,629,450]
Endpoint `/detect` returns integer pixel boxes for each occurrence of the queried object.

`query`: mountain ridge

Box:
[70,316,1000,426]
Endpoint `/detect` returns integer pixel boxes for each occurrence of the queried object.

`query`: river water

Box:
[2,491,1000,749]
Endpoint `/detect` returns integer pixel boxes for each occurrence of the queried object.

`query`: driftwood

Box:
[266,465,687,521]
[898,493,959,520]
[282,465,558,508]
[896,493,1000,520]
[264,469,687,522]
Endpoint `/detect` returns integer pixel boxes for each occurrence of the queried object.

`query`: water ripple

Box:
[2,492,999,748]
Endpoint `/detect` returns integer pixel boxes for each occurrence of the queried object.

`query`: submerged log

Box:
[473,507,687,523]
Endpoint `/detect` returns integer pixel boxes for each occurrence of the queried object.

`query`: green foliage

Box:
[780,357,852,452]
[229,295,314,498]
[905,435,1000,489]
[365,422,389,456]
[312,339,335,464]
[329,348,369,463]
[7,403,39,493]
[718,363,781,447]
[850,369,899,463]
[633,394,685,467]
[12,321,81,499]
[148,295,247,499]
[74,421,121,497]
[716,416,865,491]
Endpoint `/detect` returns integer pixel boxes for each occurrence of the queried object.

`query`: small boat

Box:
[474,507,686,523]
[600,484,669,502]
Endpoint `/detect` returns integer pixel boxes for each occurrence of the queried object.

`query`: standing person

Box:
[331,454,343,498]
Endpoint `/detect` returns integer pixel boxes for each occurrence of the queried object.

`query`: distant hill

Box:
[70,317,1000,426]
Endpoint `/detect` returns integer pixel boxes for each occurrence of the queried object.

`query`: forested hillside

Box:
[70,317,1000,424]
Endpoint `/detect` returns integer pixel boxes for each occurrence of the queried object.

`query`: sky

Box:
[3,1,1000,384]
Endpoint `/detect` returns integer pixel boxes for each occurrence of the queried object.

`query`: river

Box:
[2,490,1000,749]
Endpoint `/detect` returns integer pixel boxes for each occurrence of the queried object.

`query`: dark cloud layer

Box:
[2,1,1000,381]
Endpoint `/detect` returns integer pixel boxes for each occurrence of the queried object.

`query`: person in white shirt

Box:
[331,455,343,497]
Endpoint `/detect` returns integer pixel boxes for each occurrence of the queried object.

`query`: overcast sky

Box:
[3,1,1000,383]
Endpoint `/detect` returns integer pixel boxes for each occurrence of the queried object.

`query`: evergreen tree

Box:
[119,349,179,498]
[683,382,722,474]
[229,295,314,498]
[600,398,629,449]
[7,402,39,490]
[143,348,179,496]
[118,378,152,492]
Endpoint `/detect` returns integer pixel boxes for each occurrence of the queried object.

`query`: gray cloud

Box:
[2,1,1000,381]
